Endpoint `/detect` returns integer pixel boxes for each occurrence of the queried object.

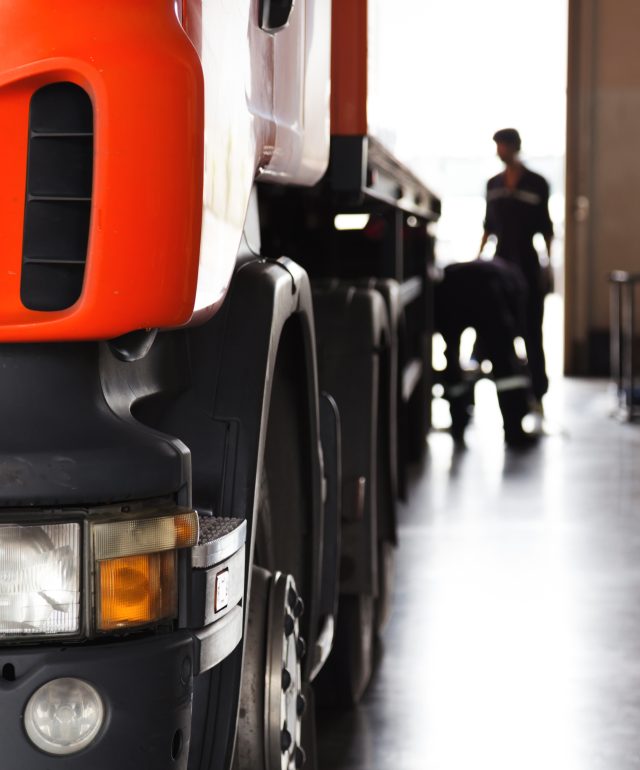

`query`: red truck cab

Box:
[0,2,438,768]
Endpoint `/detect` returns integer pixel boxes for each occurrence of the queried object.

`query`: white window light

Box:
[334,214,371,231]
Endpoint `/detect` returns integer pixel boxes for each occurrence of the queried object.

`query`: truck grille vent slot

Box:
[21,83,93,311]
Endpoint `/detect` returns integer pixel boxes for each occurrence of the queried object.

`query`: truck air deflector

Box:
[21,83,93,311]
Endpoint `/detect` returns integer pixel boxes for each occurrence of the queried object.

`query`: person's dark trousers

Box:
[477,321,531,441]
[445,381,474,442]
[523,288,548,402]
[441,327,474,441]
[496,386,531,444]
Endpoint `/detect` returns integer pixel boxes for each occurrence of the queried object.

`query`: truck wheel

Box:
[374,539,395,634]
[374,402,396,635]
[339,593,375,704]
[234,566,307,770]
[236,323,319,769]
[316,592,374,707]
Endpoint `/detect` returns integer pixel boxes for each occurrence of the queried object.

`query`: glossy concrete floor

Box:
[317,376,640,770]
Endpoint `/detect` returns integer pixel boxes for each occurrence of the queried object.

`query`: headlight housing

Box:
[92,510,198,633]
[0,504,198,641]
[0,523,81,637]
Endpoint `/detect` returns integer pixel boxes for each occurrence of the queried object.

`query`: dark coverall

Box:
[484,166,553,401]
[434,259,532,444]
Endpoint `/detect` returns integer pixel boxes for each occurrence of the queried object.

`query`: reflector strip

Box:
[495,375,531,392]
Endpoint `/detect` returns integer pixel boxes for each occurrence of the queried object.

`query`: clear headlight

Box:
[0,523,80,637]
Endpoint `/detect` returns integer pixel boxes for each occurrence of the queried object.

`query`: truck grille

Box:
[21,83,93,311]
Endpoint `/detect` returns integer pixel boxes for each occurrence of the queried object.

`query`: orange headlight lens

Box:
[97,551,177,631]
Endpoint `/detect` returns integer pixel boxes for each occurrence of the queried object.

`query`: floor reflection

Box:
[318,378,640,769]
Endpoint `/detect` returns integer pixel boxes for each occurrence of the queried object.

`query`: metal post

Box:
[610,280,622,409]
[622,280,635,420]
[629,282,636,421]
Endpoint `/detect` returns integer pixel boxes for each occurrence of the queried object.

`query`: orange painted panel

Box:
[0,0,204,341]
[331,0,367,135]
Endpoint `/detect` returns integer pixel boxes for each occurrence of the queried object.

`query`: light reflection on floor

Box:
[318,355,640,768]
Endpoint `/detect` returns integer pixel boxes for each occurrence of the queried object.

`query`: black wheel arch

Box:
[120,258,325,769]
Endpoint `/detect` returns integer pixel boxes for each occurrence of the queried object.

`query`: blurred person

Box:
[479,128,553,411]
[434,258,537,448]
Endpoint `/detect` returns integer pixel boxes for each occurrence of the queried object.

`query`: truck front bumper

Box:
[0,610,242,770]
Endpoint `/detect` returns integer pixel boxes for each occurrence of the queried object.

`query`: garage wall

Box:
[565,0,640,374]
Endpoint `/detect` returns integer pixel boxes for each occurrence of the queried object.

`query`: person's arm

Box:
[539,178,554,259]
[478,230,490,257]
[539,183,554,293]
[480,183,493,257]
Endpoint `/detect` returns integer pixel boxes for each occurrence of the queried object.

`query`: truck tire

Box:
[406,337,431,463]
[374,539,395,635]
[374,395,396,636]
[311,285,396,708]
[235,324,320,770]
[234,564,308,770]
[317,592,375,707]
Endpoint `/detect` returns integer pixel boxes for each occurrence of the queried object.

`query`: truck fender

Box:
[114,257,326,768]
